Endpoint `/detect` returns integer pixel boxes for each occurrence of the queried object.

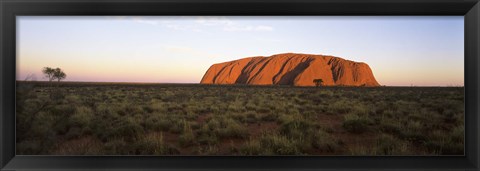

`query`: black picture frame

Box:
[1,0,479,170]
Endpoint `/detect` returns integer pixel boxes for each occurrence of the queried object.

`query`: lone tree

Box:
[42,67,66,82]
[53,68,67,82]
[313,79,324,87]
[42,67,56,82]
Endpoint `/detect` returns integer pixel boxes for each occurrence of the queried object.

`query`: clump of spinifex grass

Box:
[342,113,372,133]
[179,120,195,146]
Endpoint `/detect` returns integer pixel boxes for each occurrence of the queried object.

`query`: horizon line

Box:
[15,80,465,87]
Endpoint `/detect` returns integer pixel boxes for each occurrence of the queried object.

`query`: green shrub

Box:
[260,112,278,122]
[104,138,130,154]
[17,140,43,155]
[69,106,94,127]
[280,120,316,140]
[206,118,220,130]
[406,121,423,133]
[451,125,464,143]
[312,130,339,152]
[260,134,301,155]
[30,111,56,137]
[179,120,195,146]
[230,112,247,123]
[142,105,154,113]
[116,117,144,139]
[134,132,179,155]
[195,145,219,155]
[117,103,143,116]
[379,121,401,135]
[65,127,83,139]
[256,106,271,114]
[342,113,371,133]
[227,101,246,112]
[197,133,219,145]
[144,114,171,131]
[150,100,168,112]
[424,130,464,155]
[50,104,76,116]
[348,144,374,155]
[217,118,249,139]
[245,102,257,110]
[351,104,372,116]
[96,103,115,115]
[169,119,185,133]
[327,99,352,114]
[239,139,263,155]
[245,111,258,123]
[375,134,405,155]
[277,112,302,124]
[92,115,144,142]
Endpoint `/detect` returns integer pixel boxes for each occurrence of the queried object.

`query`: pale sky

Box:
[17,16,464,86]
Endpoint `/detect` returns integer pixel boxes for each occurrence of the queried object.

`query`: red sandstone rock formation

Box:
[200,53,380,87]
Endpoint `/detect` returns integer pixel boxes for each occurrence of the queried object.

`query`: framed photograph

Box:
[1,0,479,170]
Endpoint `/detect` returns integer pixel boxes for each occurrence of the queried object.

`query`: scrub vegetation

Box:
[16,82,464,155]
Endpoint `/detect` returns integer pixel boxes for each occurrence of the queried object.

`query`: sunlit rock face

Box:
[200,53,380,87]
